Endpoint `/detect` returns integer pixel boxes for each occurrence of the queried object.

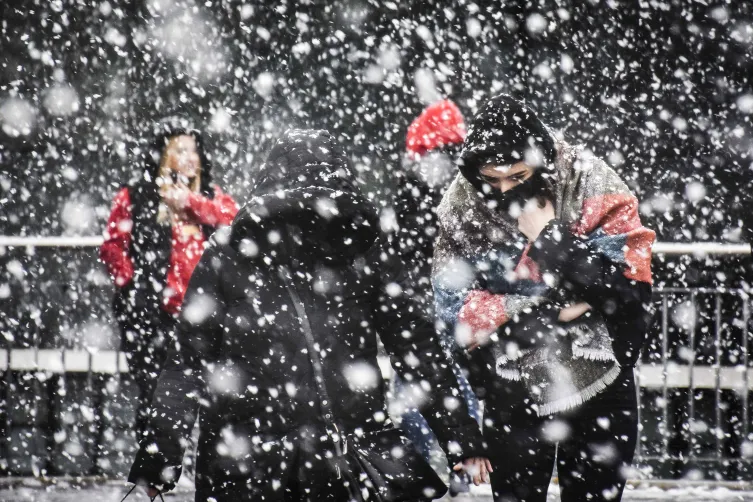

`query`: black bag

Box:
[279,268,447,502]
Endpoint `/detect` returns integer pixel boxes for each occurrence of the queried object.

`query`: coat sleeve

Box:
[184,186,239,226]
[99,188,134,287]
[128,245,227,491]
[432,241,548,354]
[527,221,654,366]
[391,178,430,271]
[371,238,485,464]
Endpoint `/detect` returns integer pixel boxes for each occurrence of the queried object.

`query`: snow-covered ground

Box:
[3,483,753,502]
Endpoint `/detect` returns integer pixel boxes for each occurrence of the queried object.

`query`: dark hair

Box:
[144,121,214,199]
[127,121,217,284]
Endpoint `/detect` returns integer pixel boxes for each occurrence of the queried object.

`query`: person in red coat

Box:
[397,98,467,306]
[390,99,480,495]
[100,121,238,437]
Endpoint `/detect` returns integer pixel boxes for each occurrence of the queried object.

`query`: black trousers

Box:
[483,368,638,502]
[118,307,177,438]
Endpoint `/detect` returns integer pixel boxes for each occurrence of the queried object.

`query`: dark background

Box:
[1,1,752,245]
[1,0,752,361]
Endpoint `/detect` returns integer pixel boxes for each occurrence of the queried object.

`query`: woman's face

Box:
[478,161,534,193]
[164,134,200,179]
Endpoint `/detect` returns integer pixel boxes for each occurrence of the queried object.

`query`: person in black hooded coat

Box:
[127,129,489,502]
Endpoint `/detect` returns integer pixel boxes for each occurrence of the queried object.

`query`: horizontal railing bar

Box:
[655,287,749,295]
[636,456,753,465]
[653,242,751,255]
[0,349,129,373]
[1,350,751,389]
[1,236,751,255]
[637,363,753,390]
[0,236,104,247]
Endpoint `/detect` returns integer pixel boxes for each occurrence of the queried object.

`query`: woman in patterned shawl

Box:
[432,94,655,502]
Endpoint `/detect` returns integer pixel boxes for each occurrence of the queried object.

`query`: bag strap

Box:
[278,266,345,456]
[120,485,164,502]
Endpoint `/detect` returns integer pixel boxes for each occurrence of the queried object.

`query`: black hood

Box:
[458,94,556,181]
[230,129,378,263]
[138,118,214,199]
[458,95,557,216]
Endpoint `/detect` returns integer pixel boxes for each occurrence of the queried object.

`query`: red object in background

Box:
[99,186,238,314]
[405,99,466,158]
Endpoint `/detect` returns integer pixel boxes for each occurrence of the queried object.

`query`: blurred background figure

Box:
[388,99,478,495]
[99,120,238,438]
[395,98,467,302]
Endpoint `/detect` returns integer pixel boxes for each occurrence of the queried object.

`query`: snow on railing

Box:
[0,235,105,247]
[0,235,751,255]
[0,349,129,373]
[652,242,752,255]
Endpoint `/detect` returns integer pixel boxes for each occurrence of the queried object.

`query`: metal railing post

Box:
[687,291,697,462]
[2,341,9,474]
[743,297,751,446]
[85,350,95,475]
[636,366,644,461]
[661,293,670,459]
[714,294,723,462]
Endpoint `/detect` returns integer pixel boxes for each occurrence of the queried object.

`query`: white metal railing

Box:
[2,348,752,391]
[0,349,129,373]
[637,363,753,390]
[0,236,105,247]
[1,235,751,477]
[0,236,751,255]
[635,286,752,468]
[652,242,752,255]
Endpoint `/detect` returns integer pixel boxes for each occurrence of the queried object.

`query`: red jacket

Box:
[100,186,238,314]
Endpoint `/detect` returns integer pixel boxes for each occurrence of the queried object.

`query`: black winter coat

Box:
[390,171,444,315]
[388,147,458,319]
[128,130,484,501]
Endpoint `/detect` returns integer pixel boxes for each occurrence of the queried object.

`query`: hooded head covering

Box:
[458,95,556,217]
[138,117,215,197]
[230,129,378,264]
[124,118,217,313]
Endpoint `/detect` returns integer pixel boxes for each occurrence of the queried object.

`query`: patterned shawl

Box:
[432,141,655,415]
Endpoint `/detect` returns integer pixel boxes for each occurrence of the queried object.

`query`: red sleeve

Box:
[99,188,134,287]
[184,186,239,226]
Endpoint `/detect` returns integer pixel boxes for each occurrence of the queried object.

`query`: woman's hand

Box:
[558,302,592,323]
[145,486,160,498]
[162,185,190,212]
[453,457,493,485]
[517,199,555,241]
[466,330,498,352]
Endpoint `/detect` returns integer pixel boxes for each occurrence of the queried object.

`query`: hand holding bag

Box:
[279,267,446,502]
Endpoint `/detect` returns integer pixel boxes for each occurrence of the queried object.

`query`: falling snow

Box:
[0,1,752,500]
